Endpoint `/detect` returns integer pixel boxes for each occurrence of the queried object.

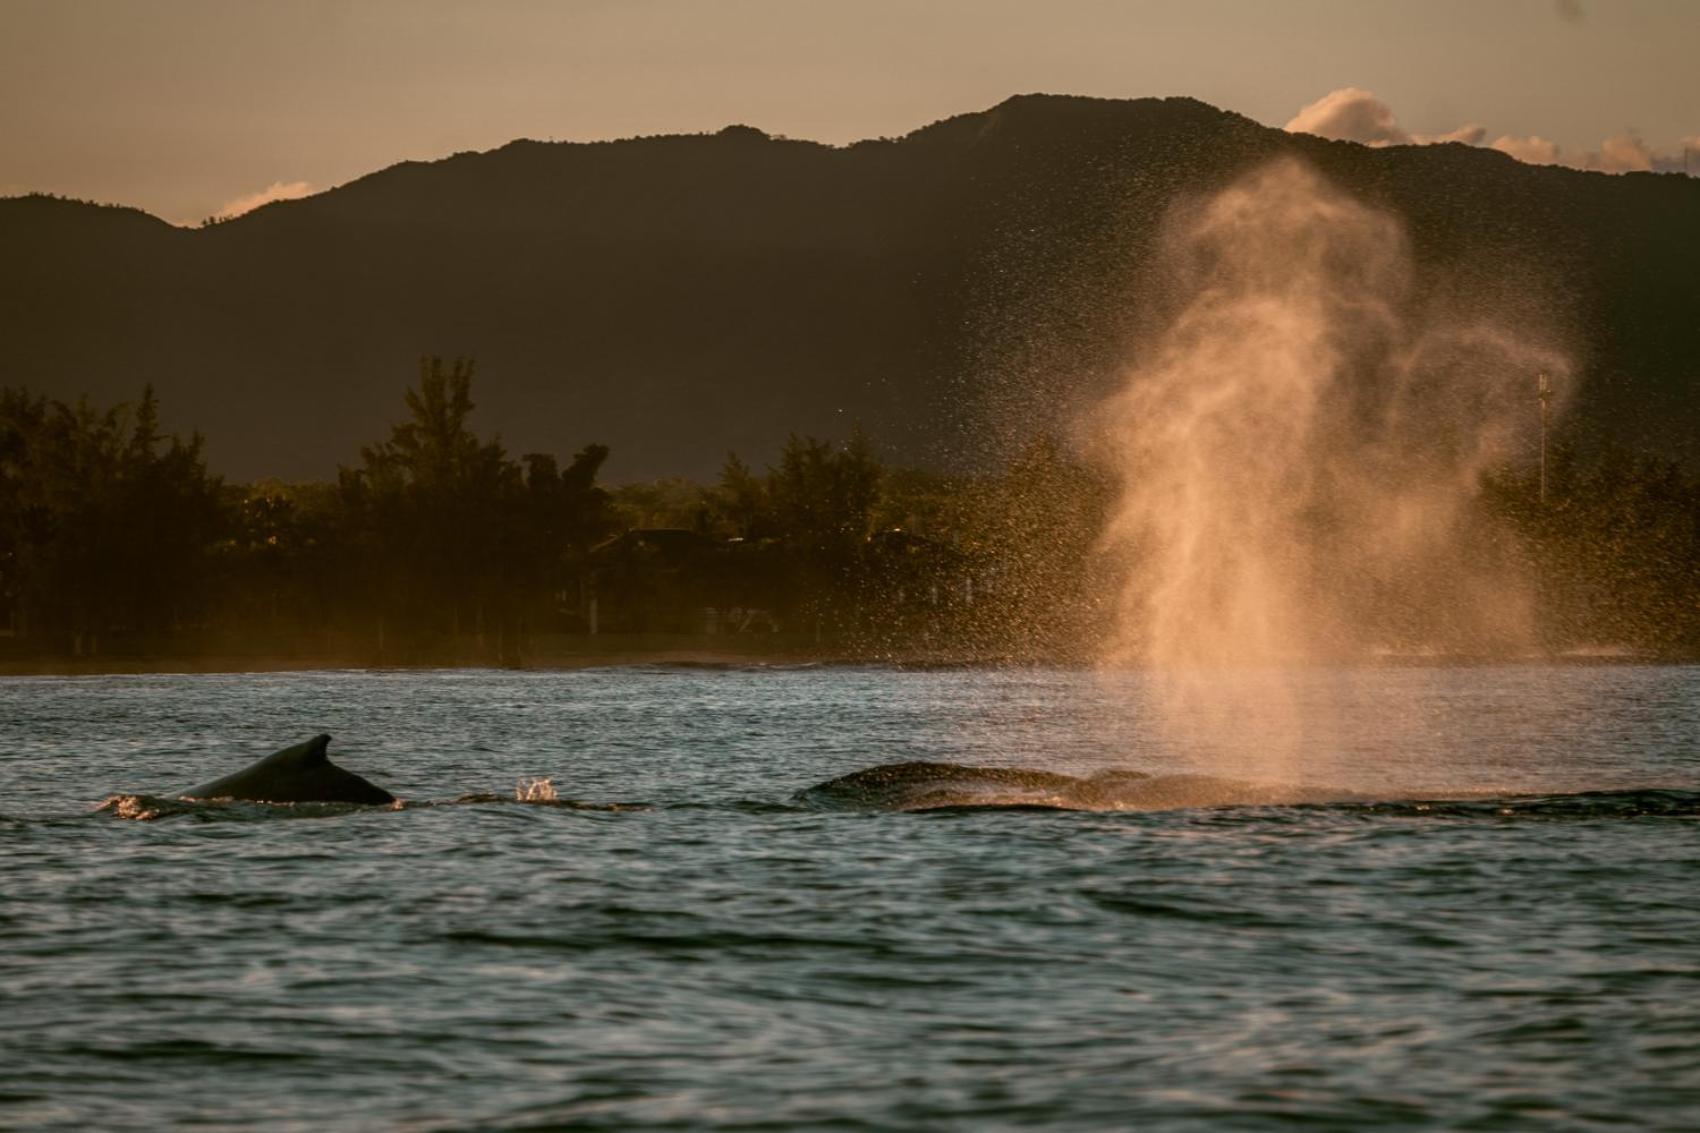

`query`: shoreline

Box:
[0,632,1035,677]
[0,642,1686,678]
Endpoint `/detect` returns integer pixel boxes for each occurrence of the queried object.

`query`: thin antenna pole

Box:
[1537,372,1552,506]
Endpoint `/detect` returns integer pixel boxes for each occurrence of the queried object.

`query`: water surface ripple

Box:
[2,665,1697,1130]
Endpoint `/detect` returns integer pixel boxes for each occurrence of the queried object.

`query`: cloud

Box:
[1285,87,1410,146]
[1289,87,1695,176]
[1285,89,1487,149]
[1594,133,1654,173]
[1555,0,1585,24]
[1418,123,1487,146]
[213,180,313,220]
[1493,131,1700,174]
[1489,134,1564,166]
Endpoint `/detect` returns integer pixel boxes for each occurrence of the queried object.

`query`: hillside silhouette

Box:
[5,94,1697,480]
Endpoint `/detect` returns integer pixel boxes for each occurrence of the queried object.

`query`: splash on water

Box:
[95,794,164,821]
[1094,158,1570,777]
[515,776,558,802]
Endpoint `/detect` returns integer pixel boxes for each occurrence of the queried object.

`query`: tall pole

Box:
[1537,372,1552,506]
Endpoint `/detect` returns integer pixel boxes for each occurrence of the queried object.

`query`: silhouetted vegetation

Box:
[0,387,222,654]
[1484,451,1700,653]
[2,366,1699,667]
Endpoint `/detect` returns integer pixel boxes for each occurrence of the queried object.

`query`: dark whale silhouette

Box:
[796,761,1357,812]
[797,761,1153,811]
[180,734,395,805]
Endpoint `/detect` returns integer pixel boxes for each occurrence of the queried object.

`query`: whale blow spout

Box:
[180,734,395,805]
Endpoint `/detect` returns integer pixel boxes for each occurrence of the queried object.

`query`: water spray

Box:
[1092,157,1570,774]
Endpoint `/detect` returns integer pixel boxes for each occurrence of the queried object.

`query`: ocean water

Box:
[1,664,1698,1131]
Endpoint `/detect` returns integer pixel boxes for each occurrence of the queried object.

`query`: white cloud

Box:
[213,180,314,220]
[1289,87,1695,176]
[1593,133,1653,173]
[1285,88,1410,146]
[1284,89,1486,150]
[1490,134,1563,166]
[1417,123,1486,146]
[1492,131,1696,173]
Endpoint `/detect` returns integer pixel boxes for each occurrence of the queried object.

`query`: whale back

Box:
[182,734,395,805]
[795,761,1141,811]
[796,761,1368,812]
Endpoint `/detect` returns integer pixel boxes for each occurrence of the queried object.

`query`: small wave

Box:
[93,794,398,822]
[93,774,1700,823]
[95,791,650,821]
[612,659,825,674]
[666,799,804,816]
[1337,788,1700,821]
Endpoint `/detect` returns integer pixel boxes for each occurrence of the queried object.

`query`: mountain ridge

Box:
[5,94,1697,481]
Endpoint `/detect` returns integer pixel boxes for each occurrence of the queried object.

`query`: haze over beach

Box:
[3,2,1700,1131]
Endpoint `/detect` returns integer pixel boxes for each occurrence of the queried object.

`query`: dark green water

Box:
[2,665,1697,1130]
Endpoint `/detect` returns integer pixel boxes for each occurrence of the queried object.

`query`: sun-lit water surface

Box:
[2,664,1698,1130]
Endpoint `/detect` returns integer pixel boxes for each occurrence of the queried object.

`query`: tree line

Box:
[0,357,1112,662]
[1,358,1697,662]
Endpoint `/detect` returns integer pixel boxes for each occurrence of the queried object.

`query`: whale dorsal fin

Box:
[178,732,390,804]
[296,734,332,765]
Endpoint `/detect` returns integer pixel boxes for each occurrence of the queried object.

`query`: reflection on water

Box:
[1,663,1698,1130]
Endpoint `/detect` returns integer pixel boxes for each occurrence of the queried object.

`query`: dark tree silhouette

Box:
[0,386,222,653]
[334,357,615,659]
[2,376,1697,665]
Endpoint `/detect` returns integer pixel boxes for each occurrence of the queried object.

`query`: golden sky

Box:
[3,0,1696,223]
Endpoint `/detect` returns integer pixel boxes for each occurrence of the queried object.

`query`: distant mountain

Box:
[5,94,1697,481]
